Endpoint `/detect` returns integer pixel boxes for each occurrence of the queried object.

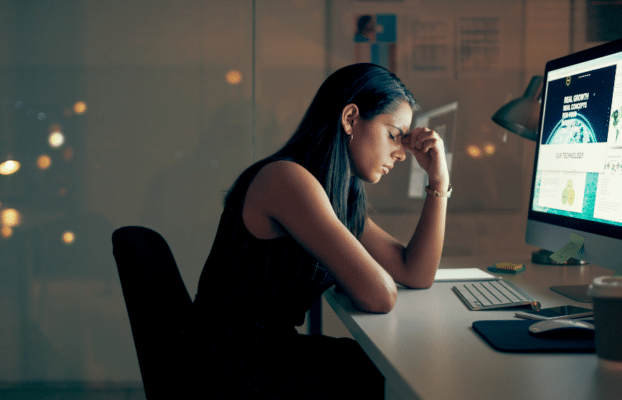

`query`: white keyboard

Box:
[452,280,541,311]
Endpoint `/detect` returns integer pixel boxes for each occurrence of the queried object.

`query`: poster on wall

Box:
[409,16,454,79]
[406,14,502,80]
[457,16,501,79]
[354,13,397,73]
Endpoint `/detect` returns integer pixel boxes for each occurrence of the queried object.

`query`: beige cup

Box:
[587,276,622,366]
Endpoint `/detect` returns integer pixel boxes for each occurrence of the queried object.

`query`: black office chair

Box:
[112,226,195,399]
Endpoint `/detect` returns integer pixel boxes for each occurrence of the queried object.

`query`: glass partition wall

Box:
[1,0,243,383]
[1,0,579,387]
[0,0,331,384]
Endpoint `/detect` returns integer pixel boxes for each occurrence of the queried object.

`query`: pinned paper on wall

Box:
[549,233,585,263]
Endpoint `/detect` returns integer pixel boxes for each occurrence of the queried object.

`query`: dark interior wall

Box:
[2,0,613,382]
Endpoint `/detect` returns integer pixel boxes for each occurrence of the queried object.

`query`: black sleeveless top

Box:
[191,160,383,399]
[194,159,335,326]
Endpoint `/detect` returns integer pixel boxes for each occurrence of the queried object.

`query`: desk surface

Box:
[323,255,622,400]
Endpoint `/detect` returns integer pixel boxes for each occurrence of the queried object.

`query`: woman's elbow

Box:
[356,288,397,314]
[401,266,438,289]
[380,291,398,313]
[401,277,435,290]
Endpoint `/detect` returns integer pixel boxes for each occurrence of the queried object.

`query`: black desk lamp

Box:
[492,75,543,141]
[491,75,585,266]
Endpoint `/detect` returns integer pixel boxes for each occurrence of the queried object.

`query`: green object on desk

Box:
[487,262,525,274]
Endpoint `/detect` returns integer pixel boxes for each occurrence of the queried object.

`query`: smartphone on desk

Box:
[515,305,593,320]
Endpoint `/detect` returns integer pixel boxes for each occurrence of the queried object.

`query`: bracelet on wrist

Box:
[425,183,452,198]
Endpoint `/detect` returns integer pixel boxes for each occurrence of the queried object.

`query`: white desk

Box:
[323,255,622,400]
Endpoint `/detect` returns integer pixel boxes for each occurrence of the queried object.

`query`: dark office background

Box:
[0,0,618,396]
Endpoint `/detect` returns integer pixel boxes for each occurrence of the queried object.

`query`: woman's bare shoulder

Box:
[252,160,322,196]
[246,159,398,313]
[257,159,311,177]
[243,160,328,238]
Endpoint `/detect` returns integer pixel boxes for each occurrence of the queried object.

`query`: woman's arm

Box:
[247,160,398,313]
[359,197,446,289]
[360,127,449,289]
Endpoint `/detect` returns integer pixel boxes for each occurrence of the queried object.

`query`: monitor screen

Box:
[527,38,622,274]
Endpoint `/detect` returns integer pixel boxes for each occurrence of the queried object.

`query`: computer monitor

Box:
[526,37,622,299]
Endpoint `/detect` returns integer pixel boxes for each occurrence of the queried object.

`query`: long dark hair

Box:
[227,63,417,238]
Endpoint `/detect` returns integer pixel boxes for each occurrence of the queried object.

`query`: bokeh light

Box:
[49,131,65,148]
[63,147,74,161]
[226,70,242,85]
[74,101,87,114]
[1,208,21,227]
[62,231,75,245]
[0,160,20,175]
[466,145,483,159]
[483,143,496,156]
[37,154,52,170]
[1,226,12,239]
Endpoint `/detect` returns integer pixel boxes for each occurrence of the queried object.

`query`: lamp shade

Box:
[492,76,543,141]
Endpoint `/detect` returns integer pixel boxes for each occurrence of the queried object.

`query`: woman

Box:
[192,63,450,399]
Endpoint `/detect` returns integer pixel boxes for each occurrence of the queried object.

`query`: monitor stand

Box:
[531,249,587,265]
[550,285,592,303]
[530,249,592,303]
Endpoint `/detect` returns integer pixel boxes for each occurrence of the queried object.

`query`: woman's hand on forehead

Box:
[402,127,450,188]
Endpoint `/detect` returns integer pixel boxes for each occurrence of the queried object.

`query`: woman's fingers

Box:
[402,127,449,184]
[403,127,443,154]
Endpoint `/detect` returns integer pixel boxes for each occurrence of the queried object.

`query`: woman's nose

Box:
[394,144,406,161]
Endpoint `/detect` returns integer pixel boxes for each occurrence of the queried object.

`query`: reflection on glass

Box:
[226,70,243,85]
[37,155,52,170]
[48,132,65,148]
[0,159,21,175]
[63,147,74,161]
[0,226,12,239]
[62,231,75,245]
[466,145,483,159]
[1,208,21,227]
[74,101,87,114]
[483,143,496,155]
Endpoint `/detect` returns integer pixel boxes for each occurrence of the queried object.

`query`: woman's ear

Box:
[341,103,360,137]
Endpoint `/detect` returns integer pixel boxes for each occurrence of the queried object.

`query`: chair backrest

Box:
[112,226,193,399]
